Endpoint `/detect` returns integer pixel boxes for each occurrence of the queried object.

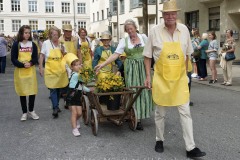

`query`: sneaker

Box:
[221,82,226,85]
[186,147,206,158]
[77,121,81,129]
[155,141,164,153]
[52,109,58,118]
[72,128,81,137]
[28,111,39,120]
[20,113,27,121]
[225,82,232,86]
[57,108,62,113]
[209,80,216,84]
[189,101,194,106]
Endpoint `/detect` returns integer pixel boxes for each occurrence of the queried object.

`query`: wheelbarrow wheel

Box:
[91,109,98,136]
[82,95,90,125]
[128,107,137,130]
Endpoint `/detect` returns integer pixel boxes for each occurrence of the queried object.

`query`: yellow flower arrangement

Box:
[79,66,95,84]
[95,73,125,93]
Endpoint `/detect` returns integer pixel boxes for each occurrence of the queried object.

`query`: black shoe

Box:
[52,109,58,118]
[57,108,61,113]
[136,122,143,130]
[209,80,215,84]
[189,102,194,106]
[186,147,206,158]
[155,141,164,153]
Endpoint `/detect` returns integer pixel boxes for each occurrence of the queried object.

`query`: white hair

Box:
[202,33,208,39]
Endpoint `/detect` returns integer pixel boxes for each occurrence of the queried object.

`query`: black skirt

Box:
[66,89,82,106]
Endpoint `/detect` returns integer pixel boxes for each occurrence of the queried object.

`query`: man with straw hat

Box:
[143,0,206,158]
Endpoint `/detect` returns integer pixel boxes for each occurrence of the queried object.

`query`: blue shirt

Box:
[199,39,209,59]
[69,72,90,92]
[0,37,7,57]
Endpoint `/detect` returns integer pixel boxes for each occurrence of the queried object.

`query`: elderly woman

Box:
[92,32,122,80]
[39,26,68,118]
[197,33,209,81]
[206,31,219,84]
[95,19,153,130]
[78,28,92,69]
[220,29,236,86]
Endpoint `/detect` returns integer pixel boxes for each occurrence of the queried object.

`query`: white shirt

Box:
[41,39,60,61]
[143,23,193,61]
[115,34,148,54]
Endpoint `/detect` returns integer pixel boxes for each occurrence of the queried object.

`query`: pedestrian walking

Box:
[94,19,153,130]
[11,25,39,121]
[206,31,219,84]
[92,32,122,80]
[0,33,8,73]
[143,0,206,158]
[39,26,69,118]
[219,29,236,86]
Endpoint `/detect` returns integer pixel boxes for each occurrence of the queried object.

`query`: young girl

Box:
[11,25,39,121]
[65,53,91,136]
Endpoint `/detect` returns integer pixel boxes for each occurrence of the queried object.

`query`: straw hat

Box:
[88,33,95,38]
[64,53,79,66]
[62,24,73,31]
[100,33,111,40]
[161,0,181,12]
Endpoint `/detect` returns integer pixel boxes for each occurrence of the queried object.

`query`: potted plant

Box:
[95,73,125,110]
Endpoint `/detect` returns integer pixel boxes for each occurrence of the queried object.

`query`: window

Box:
[93,13,95,22]
[28,0,37,12]
[11,0,20,11]
[186,11,199,30]
[209,7,220,31]
[97,12,99,21]
[62,21,71,28]
[78,21,86,30]
[45,1,54,13]
[12,20,21,32]
[110,0,117,15]
[46,21,54,30]
[148,0,156,4]
[113,23,117,37]
[62,2,70,13]
[29,20,38,30]
[77,3,85,14]
[120,0,124,14]
[0,20,4,32]
[101,10,104,20]
[0,0,3,11]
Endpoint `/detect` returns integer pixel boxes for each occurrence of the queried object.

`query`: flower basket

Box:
[79,66,95,84]
[95,73,125,110]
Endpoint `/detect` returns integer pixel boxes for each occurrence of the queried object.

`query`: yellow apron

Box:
[14,50,38,96]
[59,39,78,55]
[97,50,115,80]
[152,35,189,106]
[81,41,92,69]
[44,48,68,88]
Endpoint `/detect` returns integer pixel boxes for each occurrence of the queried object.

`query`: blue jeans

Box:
[0,56,6,73]
[49,88,60,109]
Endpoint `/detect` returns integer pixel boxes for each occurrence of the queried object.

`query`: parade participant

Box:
[143,0,206,158]
[95,19,153,130]
[78,28,92,69]
[59,24,81,60]
[206,31,219,84]
[220,29,236,86]
[11,25,39,121]
[92,32,122,80]
[0,33,8,73]
[64,53,91,136]
[32,32,41,56]
[39,26,68,118]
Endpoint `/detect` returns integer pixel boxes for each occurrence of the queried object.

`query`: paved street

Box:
[1,54,240,160]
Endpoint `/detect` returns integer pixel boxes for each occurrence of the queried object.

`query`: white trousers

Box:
[155,102,196,151]
[222,60,233,84]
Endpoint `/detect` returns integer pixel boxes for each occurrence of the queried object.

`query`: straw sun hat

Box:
[62,24,73,31]
[100,33,112,40]
[161,0,181,12]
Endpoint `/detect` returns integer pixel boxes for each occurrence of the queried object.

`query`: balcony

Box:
[132,4,156,18]
[198,0,223,3]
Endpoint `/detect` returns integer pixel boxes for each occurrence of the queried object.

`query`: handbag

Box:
[192,49,201,58]
[225,52,235,61]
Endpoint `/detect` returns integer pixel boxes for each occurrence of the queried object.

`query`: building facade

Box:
[0,0,90,36]
[89,0,163,42]
[177,0,240,59]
